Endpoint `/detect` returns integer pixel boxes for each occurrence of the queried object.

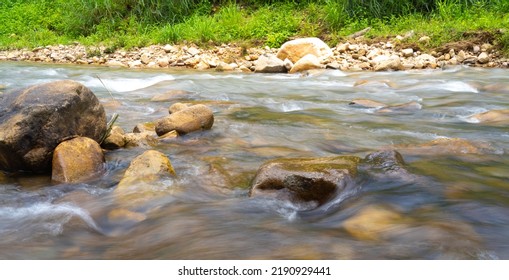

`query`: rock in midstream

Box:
[249,156,360,209]
[0,80,106,173]
[155,104,214,136]
[52,137,105,183]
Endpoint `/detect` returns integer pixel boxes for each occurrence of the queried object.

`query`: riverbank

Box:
[1,35,508,72]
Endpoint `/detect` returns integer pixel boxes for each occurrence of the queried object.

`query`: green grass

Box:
[0,0,508,54]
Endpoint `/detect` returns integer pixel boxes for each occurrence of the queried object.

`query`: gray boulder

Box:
[0,80,106,172]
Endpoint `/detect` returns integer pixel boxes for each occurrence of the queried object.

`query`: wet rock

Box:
[254,54,286,73]
[394,137,493,155]
[343,205,406,241]
[107,208,146,223]
[349,99,387,108]
[277,37,332,64]
[133,122,155,133]
[289,54,323,74]
[51,137,105,183]
[102,126,126,150]
[155,104,214,136]
[150,90,193,102]
[0,80,106,172]
[123,132,158,148]
[159,130,178,141]
[376,101,422,114]
[468,109,509,125]
[168,102,190,114]
[363,150,414,180]
[115,150,176,204]
[249,156,360,208]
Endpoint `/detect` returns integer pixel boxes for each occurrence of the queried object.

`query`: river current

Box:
[0,62,508,259]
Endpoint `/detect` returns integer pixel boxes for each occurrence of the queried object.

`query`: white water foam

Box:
[83,74,175,92]
[0,202,101,239]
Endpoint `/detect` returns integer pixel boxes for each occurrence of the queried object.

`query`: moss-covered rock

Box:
[249,156,360,207]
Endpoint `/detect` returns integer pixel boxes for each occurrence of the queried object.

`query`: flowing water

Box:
[0,62,508,259]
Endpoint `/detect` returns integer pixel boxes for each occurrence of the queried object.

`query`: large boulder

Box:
[51,137,105,183]
[0,80,106,172]
[277,37,332,64]
[249,156,360,208]
[155,104,214,136]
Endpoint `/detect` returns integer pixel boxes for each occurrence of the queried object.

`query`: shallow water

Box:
[1,62,509,259]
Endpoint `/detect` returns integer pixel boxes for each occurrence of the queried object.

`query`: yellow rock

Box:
[277,37,332,64]
[108,208,147,223]
[288,54,323,74]
[349,99,387,108]
[115,150,177,206]
[468,109,509,125]
[51,137,105,183]
[343,205,405,241]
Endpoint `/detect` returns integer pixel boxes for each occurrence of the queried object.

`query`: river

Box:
[1,62,508,259]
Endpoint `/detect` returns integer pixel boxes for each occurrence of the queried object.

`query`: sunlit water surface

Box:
[1,62,508,259]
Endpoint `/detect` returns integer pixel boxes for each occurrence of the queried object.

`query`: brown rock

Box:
[468,109,509,125]
[133,122,155,133]
[155,104,214,135]
[0,80,106,173]
[249,156,360,208]
[52,137,105,183]
[376,101,422,114]
[168,102,190,114]
[102,126,126,150]
[277,37,332,64]
[115,150,176,205]
[349,99,387,108]
[343,205,406,241]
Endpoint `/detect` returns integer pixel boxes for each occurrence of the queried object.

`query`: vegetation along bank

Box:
[0,0,508,71]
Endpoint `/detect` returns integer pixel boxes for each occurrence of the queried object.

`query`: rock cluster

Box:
[1,35,507,72]
[0,80,106,173]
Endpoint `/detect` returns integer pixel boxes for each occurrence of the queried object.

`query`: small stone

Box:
[472,45,480,54]
[163,44,176,53]
[102,126,126,150]
[289,54,323,74]
[478,52,490,64]
[401,48,414,57]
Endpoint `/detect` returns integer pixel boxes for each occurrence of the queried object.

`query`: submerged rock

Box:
[376,101,422,114]
[394,137,494,155]
[467,109,509,125]
[51,137,105,183]
[0,80,106,172]
[115,150,177,205]
[277,37,332,64]
[249,156,360,208]
[349,99,387,108]
[343,205,406,241]
[155,104,214,135]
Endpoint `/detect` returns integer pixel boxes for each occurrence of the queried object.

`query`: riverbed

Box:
[1,62,508,259]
